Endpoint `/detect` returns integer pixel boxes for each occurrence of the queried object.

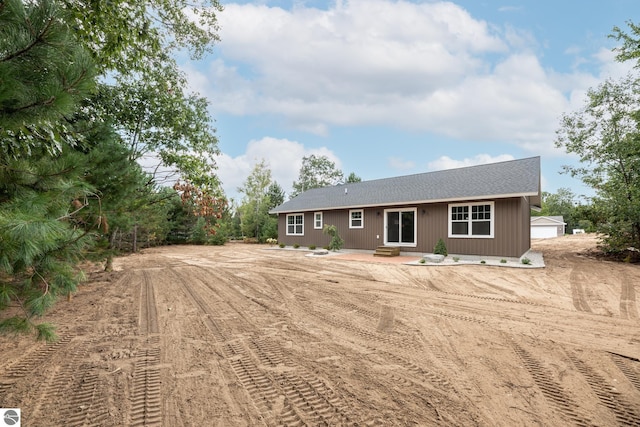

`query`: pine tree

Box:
[0,0,97,341]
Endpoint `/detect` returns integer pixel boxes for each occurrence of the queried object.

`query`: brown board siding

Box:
[277,197,532,257]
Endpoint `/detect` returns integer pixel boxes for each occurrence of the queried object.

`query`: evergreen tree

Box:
[0,0,95,154]
[345,172,362,183]
[266,182,286,210]
[0,145,99,341]
[0,0,97,340]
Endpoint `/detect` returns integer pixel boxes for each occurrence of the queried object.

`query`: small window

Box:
[349,209,364,229]
[286,213,304,235]
[314,212,323,229]
[451,206,469,235]
[448,202,493,238]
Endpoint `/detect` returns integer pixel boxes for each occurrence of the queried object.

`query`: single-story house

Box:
[530,215,566,239]
[270,156,541,258]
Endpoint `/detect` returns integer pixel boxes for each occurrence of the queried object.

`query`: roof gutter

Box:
[270,191,540,214]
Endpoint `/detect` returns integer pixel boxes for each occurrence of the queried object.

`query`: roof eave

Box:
[270,191,540,214]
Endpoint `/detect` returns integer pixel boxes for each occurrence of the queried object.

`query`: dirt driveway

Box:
[0,234,639,426]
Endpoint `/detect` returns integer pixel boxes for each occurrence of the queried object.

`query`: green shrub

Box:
[419,258,426,264]
[521,257,531,265]
[189,217,208,245]
[453,257,460,262]
[500,259,507,264]
[309,244,316,250]
[433,238,448,256]
[480,260,486,264]
[208,231,227,246]
[293,243,300,249]
[323,224,344,251]
[279,243,285,248]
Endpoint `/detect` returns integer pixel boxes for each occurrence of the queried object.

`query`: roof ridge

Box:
[343,156,541,186]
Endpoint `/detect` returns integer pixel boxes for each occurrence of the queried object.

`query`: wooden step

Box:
[373,246,400,257]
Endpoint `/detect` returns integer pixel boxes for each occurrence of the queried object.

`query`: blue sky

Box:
[181,0,638,203]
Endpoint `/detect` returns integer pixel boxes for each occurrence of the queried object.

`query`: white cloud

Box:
[184,0,625,156]
[426,154,515,171]
[593,47,635,80]
[215,137,341,201]
[189,1,523,132]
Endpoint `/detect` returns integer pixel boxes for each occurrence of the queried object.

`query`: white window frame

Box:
[314,212,323,229]
[349,209,364,229]
[286,213,304,236]
[448,201,494,238]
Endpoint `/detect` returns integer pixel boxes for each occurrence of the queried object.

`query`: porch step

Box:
[373,246,400,257]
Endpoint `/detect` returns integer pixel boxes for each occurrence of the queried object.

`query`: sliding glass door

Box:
[385,208,416,246]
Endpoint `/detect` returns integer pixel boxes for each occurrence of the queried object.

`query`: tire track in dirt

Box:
[568,353,640,425]
[62,372,106,426]
[292,282,476,423]
[309,285,419,333]
[170,267,363,425]
[569,269,593,313]
[0,334,73,398]
[610,353,640,394]
[511,344,593,426]
[261,257,377,283]
[290,279,428,352]
[386,285,638,358]
[203,265,292,319]
[422,286,539,306]
[29,336,109,427]
[128,269,162,427]
[619,282,638,320]
[140,270,160,335]
[170,269,239,342]
[300,295,424,352]
[175,266,282,335]
[372,348,458,395]
[272,370,354,426]
[292,278,489,415]
[129,348,162,426]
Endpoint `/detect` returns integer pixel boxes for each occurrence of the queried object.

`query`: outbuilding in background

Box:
[531,215,566,238]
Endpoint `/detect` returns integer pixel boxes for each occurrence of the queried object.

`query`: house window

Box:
[449,202,494,238]
[349,209,364,228]
[314,212,323,229]
[286,213,304,235]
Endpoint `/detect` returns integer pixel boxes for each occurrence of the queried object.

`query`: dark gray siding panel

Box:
[277,209,386,249]
[277,197,531,257]
[277,212,331,247]
[438,198,529,257]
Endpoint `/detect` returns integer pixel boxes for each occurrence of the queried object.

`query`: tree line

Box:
[1,0,224,339]
[1,0,640,340]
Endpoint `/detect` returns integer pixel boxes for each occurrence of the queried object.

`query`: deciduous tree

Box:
[555,74,640,255]
[291,155,344,197]
[237,160,277,241]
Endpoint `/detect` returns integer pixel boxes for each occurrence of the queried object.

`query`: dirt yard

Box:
[0,234,639,426]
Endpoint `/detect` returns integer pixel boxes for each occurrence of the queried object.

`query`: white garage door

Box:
[531,226,557,239]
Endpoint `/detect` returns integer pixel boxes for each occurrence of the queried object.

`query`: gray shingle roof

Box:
[271,156,541,213]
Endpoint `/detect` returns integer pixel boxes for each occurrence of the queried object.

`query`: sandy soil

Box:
[0,234,639,426]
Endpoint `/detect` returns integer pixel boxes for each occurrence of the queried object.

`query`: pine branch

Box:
[0,15,55,63]
[11,96,57,113]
